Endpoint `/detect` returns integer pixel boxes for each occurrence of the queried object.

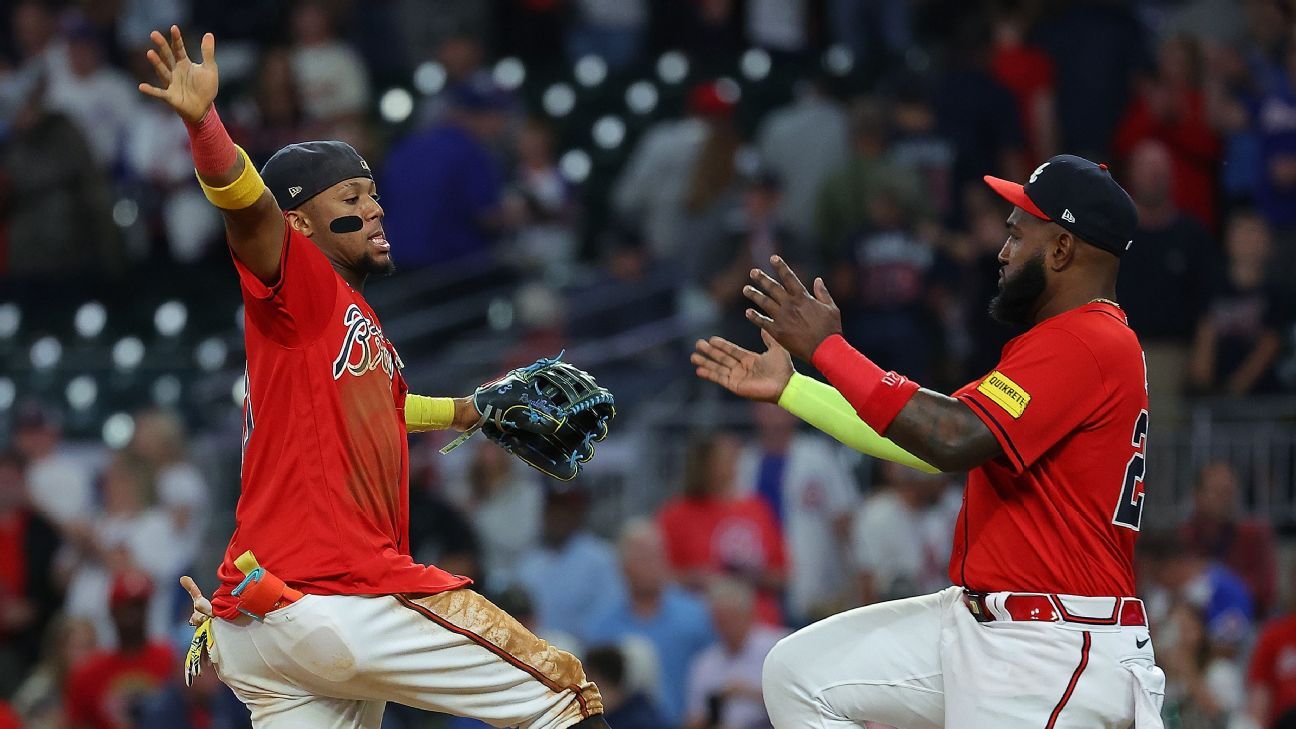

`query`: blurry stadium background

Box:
[2,0,1296,727]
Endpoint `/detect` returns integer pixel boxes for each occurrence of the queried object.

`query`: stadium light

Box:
[656,51,689,84]
[542,83,577,118]
[625,81,658,115]
[102,412,135,448]
[379,88,415,124]
[74,301,107,338]
[559,149,592,184]
[0,303,18,339]
[574,55,608,88]
[413,61,447,95]
[112,199,139,228]
[823,44,854,76]
[30,336,61,370]
[195,337,228,372]
[740,49,772,81]
[232,373,247,405]
[493,57,526,90]
[593,116,626,150]
[152,375,182,406]
[715,77,742,104]
[154,300,188,337]
[66,375,97,411]
[112,336,145,370]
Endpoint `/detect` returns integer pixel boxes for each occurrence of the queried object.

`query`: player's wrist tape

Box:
[811,334,920,434]
[185,104,240,177]
[778,372,938,473]
[197,146,265,210]
[405,394,455,432]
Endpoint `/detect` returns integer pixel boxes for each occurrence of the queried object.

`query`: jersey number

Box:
[1112,409,1149,531]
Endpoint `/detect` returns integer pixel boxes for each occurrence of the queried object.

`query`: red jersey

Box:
[657,495,787,625]
[1249,615,1296,725]
[950,301,1148,596]
[64,644,173,729]
[211,226,468,620]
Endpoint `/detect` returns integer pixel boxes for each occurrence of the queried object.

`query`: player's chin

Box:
[363,251,396,277]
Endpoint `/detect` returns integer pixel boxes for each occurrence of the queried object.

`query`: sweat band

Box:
[185,105,239,177]
[405,394,455,432]
[811,334,921,434]
[778,372,937,473]
[197,146,266,210]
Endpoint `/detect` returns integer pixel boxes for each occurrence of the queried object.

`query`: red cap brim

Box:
[983,176,1050,221]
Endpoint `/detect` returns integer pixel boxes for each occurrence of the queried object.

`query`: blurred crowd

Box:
[3,0,1296,728]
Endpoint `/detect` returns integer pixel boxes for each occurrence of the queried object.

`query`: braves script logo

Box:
[332,304,396,381]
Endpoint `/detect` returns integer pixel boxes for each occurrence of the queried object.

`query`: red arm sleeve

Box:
[957,326,1107,473]
[231,225,338,347]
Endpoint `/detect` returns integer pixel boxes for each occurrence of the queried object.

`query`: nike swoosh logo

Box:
[1136,637,1150,649]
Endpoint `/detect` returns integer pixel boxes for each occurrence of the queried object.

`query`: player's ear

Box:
[1049,227,1077,271]
[285,209,314,237]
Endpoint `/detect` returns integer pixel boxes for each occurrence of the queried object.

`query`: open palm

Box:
[138,26,219,124]
[691,329,794,403]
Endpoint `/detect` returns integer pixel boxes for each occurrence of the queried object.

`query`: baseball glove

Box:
[441,354,615,480]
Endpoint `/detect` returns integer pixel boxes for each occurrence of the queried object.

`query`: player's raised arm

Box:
[739,256,1002,473]
[691,330,938,473]
[138,26,284,282]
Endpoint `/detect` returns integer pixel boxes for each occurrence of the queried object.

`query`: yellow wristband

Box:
[405,394,455,432]
[197,146,265,210]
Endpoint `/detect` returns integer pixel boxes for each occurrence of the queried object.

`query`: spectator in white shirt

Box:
[685,578,787,729]
[44,18,140,168]
[852,461,958,605]
[736,402,858,625]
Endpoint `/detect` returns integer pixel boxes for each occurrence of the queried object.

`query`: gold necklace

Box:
[1089,297,1121,308]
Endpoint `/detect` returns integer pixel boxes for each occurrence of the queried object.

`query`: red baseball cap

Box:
[110,570,154,607]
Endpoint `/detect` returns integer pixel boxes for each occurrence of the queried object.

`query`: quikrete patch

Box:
[977,370,1031,419]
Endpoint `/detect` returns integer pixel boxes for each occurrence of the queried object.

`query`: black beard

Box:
[359,251,396,278]
[989,252,1046,326]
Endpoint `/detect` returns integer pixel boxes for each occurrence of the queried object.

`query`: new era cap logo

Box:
[1029,162,1050,183]
[1062,209,1076,223]
[289,186,303,198]
[360,159,370,171]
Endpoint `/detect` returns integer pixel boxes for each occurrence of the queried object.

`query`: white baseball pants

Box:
[209,590,602,729]
[762,586,1165,729]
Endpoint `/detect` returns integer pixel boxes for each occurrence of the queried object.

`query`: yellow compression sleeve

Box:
[197,146,266,210]
[405,394,456,432]
[778,372,940,474]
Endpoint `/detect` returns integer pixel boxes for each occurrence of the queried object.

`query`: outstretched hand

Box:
[692,329,794,403]
[180,575,213,627]
[137,25,219,124]
[742,256,843,363]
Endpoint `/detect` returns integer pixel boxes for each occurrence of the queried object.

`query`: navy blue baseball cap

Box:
[984,154,1139,256]
[260,140,373,210]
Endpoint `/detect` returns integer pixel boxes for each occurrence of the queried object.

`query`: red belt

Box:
[962,590,1147,627]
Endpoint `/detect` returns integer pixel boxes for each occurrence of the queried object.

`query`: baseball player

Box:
[138,27,609,729]
[692,155,1165,728]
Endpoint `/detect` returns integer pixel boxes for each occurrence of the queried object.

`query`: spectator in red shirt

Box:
[64,571,173,729]
[1181,460,1279,616]
[1114,34,1222,230]
[1249,587,1296,728]
[0,450,62,698]
[0,702,21,729]
[989,2,1058,162]
[657,433,787,626]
